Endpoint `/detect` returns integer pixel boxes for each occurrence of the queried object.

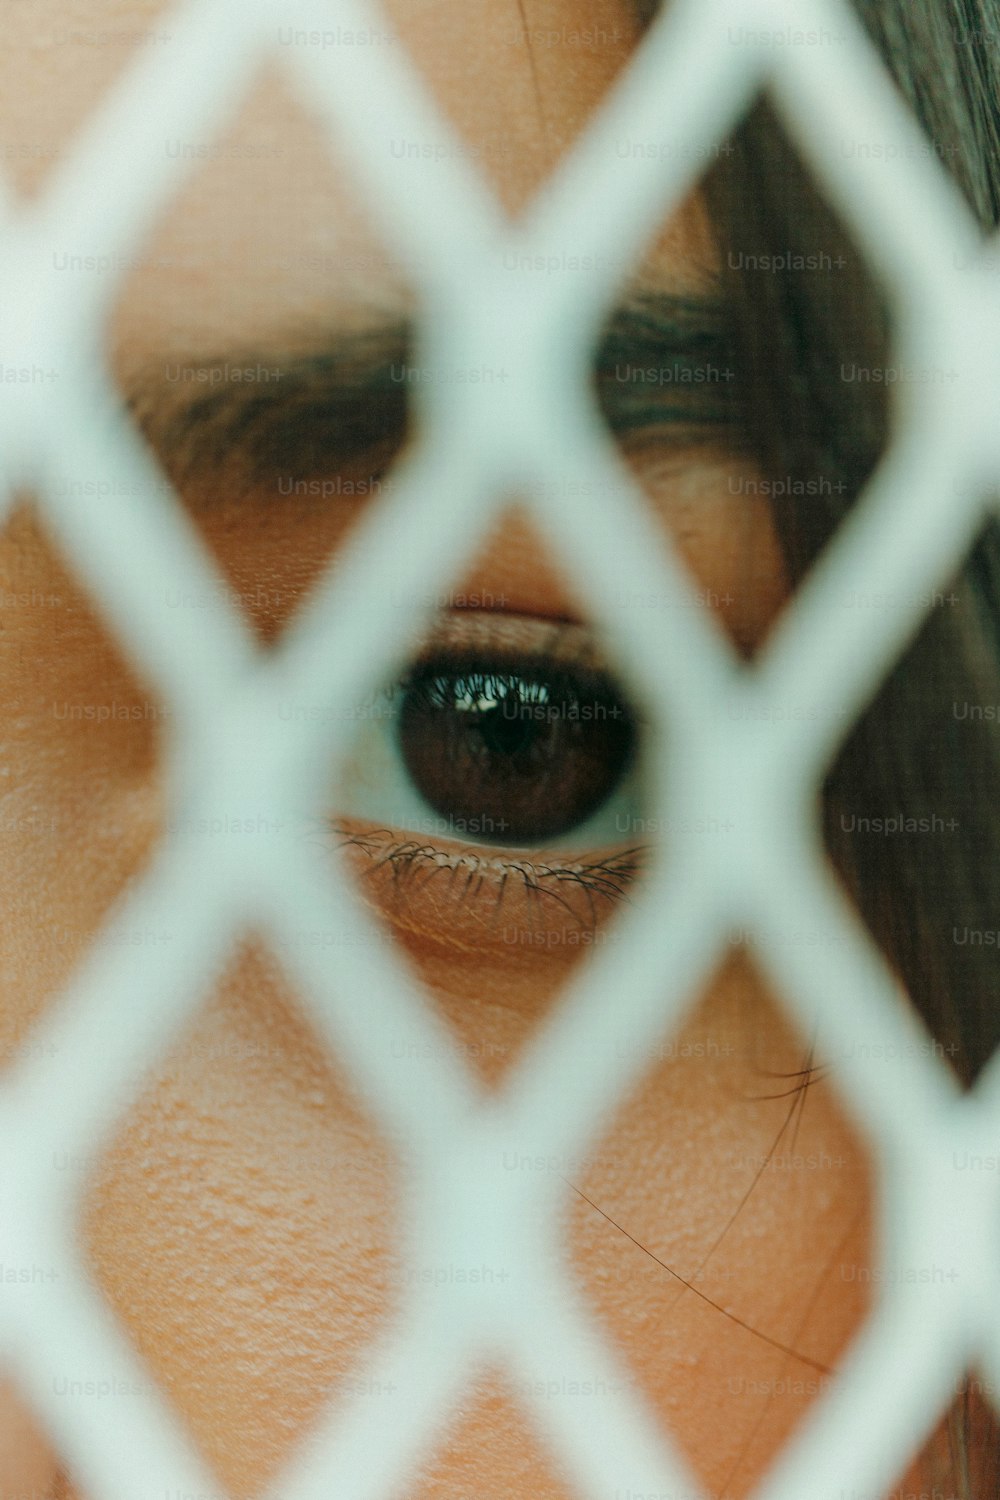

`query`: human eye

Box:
[335,608,647,908]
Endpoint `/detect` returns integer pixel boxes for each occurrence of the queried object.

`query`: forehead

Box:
[0,0,646,210]
[0,0,714,366]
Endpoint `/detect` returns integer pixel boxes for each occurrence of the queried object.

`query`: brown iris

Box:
[396,660,637,845]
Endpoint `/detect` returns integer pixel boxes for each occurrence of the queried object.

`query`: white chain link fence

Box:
[0,0,998,1497]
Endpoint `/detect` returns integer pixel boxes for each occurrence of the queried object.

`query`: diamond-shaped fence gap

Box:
[591,92,895,664]
[563,944,875,1500]
[820,515,1000,1091]
[0,1,178,203]
[0,494,168,1082]
[871,1366,1000,1500]
[77,933,401,1500]
[375,0,647,221]
[714,876,980,1500]
[325,501,656,1089]
[105,61,417,648]
[947,1368,1000,1497]
[738,32,991,768]
[404,1364,582,1500]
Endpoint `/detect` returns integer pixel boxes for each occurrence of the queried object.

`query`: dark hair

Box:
[702,0,1000,1491]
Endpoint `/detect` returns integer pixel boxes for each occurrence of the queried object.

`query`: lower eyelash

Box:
[328,822,651,927]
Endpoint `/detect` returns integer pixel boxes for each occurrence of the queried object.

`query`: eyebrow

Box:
[124,289,744,499]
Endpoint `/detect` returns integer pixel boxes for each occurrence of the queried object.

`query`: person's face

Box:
[0,4,879,1499]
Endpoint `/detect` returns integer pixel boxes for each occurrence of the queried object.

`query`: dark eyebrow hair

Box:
[593,290,742,442]
[124,289,743,499]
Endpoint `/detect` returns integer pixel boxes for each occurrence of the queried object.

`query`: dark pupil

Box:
[397,665,636,845]
[473,685,540,757]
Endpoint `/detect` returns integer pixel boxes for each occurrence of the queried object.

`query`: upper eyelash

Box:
[389,614,645,716]
[395,656,635,716]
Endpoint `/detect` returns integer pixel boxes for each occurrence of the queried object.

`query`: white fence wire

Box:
[0,0,998,1497]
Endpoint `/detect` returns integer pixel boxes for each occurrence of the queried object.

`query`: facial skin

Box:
[0,3,881,1499]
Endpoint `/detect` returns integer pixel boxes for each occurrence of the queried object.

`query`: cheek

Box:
[567,961,873,1495]
[0,515,861,1500]
[76,945,871,1500]
[81,946,400,1499]
[0,508,163,1067]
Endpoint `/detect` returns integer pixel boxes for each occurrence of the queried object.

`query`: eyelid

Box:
[406,609,633,688]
